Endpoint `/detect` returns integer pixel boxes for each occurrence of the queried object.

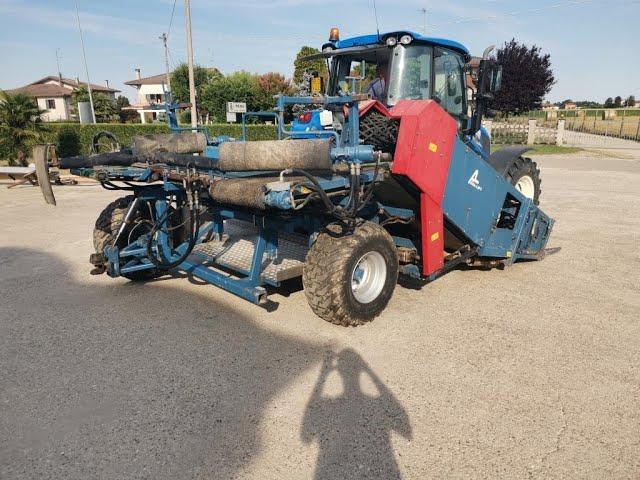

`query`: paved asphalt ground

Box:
[1,149,639,479]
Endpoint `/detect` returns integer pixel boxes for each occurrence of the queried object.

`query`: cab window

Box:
[387,44,432,105]
[433,48,466,118]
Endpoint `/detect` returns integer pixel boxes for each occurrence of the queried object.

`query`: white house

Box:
[5,75,119,121]
[124,69,170,124]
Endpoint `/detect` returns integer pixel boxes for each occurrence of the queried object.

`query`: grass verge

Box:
[492,144,583,155]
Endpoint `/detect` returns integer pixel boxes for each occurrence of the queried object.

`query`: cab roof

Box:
[334,31,469,56]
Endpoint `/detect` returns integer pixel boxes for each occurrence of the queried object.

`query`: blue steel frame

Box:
[79,47,553,306]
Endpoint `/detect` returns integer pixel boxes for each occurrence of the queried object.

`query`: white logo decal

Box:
[468,169,482,191]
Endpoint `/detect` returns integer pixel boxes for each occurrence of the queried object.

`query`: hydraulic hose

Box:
[281,168,339,215]
[146,186,201,270]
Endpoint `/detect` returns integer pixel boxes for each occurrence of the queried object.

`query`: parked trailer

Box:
[35,29,554,326]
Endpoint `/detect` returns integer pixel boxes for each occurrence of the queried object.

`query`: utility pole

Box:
[421,7,427,35]
[74,0,96,124]
[184,0,197,129]
[160,32,171,91]
[55,48,63,78]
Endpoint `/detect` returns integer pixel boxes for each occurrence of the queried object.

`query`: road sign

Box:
[226,112,237,123]
[226,102,247,113]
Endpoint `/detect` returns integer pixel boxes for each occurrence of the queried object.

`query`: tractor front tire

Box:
[94,195,160,281]
[505,156,541,205]
[302,221,399,326]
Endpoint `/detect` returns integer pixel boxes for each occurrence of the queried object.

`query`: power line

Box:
[167,0,178,40]
[74,0,96,124]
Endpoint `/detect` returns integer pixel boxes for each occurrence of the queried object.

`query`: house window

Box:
[146,93,164,104]
[45,99,56,109]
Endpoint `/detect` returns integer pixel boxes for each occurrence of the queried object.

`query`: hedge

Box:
[40,122,282,156]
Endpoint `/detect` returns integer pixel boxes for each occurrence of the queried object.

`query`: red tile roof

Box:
[5,83,73,97]
[5,76,119,97]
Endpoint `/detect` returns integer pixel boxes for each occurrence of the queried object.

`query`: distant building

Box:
[542,102,559,111]
[124,69,170,124]
[465,57,482,117]
[562,102,578,110]
[5,75,119,121]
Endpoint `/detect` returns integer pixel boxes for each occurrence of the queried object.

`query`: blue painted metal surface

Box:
[290,109,324,137]
[332,31,469,55]
[442,138,553,261]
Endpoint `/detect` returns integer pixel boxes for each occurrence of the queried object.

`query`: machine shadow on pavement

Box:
[301,349,412,480]
[0,248,410,479]
[2,247,317,479]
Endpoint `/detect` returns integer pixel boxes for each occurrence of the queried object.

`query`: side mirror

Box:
[446,73,458,96]
[465,58,500,136]
[490,66,503,93]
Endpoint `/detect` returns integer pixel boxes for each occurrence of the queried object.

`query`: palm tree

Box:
[0,91,46,165]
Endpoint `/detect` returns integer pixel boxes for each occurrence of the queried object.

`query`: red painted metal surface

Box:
[386,100,457,276]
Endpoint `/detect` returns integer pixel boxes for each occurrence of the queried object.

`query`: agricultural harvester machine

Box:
[34,29,554,326]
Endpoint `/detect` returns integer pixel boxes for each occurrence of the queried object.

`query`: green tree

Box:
[604,97,614,108]
[576,100,602,108]
[293,46,327,84]
[255,72,293,111]
[72,87,117,122]
[169,63,222,104]
[614,96,623,108]
[116,95,138,123]
[626,95,636,107]
[0,91,45,166]
[492,39,555,114]
[200,71,262,122]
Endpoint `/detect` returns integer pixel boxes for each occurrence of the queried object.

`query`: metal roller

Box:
[217,139,332,171]
[132,132,207,156]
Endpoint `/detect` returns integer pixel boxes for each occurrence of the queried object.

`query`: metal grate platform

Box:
[189,220,309,283]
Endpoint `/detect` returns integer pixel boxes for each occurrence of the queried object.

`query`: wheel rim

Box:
[515,175,535,199]
[351,251,387,304]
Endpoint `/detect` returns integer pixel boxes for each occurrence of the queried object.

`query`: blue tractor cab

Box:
[291,30,492,157]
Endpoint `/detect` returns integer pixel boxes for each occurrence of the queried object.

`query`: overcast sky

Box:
[1,0,638,103]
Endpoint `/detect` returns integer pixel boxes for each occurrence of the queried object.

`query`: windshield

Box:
[387,44,433,105]
[330,48,391,98]
[328,43,466,119]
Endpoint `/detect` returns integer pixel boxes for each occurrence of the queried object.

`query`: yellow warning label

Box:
[428,142,438,153]
[431,232,440,242]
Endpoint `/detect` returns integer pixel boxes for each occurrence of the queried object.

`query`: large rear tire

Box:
[505,156,541,204]
[302,221,398,326]
[94,196,160,281]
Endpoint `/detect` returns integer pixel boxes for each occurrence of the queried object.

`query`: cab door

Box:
[433,48,467,126]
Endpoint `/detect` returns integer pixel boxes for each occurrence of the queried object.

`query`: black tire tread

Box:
[93,195,159,281]
[303,222,398,327]
[505,156,542,205]
[359,110,399,154]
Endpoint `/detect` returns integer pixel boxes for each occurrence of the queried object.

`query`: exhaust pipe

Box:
[33,144,57,206]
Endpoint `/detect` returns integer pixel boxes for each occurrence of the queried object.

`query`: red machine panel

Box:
[388,100,458,276]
